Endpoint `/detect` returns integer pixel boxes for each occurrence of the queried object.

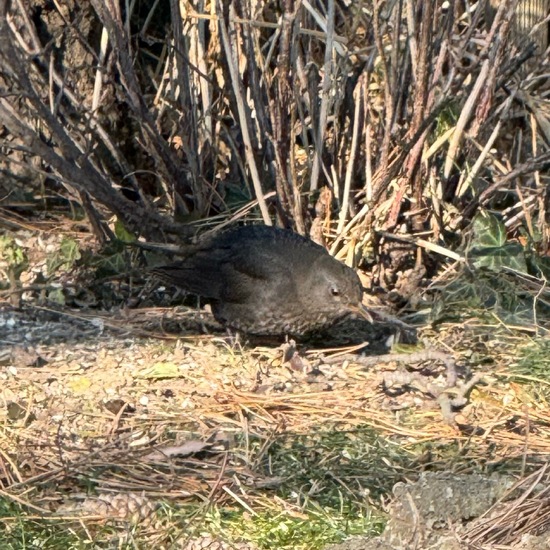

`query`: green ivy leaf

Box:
[114,219,136,243]
[0,235,28,268]
[472,214,506,248]
[47,237,81,275]
[532,255,550,280]
[47,287,66,305]
[468,214,527,273]
[469,242,527,272]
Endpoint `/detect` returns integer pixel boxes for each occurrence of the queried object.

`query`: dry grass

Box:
[1,0,550,547]
[2,297,550,547]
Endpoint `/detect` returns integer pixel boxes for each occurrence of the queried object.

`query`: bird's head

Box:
[304,256,372,323]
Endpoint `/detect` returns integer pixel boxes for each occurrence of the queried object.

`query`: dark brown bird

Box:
[152,225,370,337]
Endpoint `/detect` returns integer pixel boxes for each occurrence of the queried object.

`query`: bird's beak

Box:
[349,303,374,323]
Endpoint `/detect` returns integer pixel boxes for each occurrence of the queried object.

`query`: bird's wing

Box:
[151,258,225,299]
[152,226,328,303]
[216,245,287,303]
[151,245,283,301]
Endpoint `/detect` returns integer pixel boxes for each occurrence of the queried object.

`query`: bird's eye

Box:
[330,286,340,297]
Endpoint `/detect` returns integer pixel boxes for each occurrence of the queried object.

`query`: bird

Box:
[151,224,371,337]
